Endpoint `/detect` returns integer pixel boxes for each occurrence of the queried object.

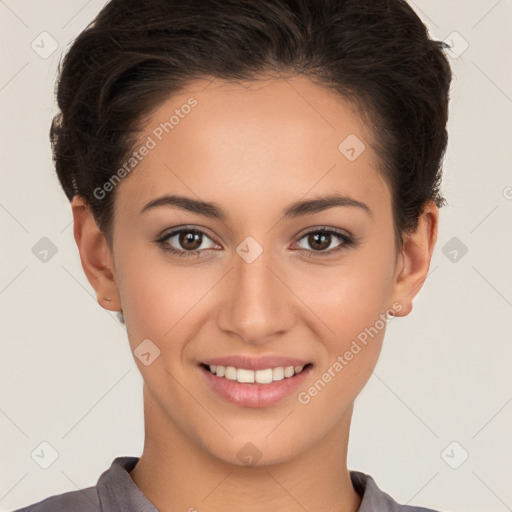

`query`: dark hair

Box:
[51,0,451,248]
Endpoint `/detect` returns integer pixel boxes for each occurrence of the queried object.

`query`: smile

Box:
[198,360,313,408]
[205,363,310,384]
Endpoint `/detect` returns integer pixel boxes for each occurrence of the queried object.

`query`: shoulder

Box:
[350,470,447,512]
[10,485,99,512]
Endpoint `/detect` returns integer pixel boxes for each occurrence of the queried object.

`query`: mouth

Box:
[198,360,313,408]
[200,362,312,384]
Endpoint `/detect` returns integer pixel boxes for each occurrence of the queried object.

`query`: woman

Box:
[14,0,452,510]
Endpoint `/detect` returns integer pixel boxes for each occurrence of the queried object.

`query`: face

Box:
[82,76,421,466]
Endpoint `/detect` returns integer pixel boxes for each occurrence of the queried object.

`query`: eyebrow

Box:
[140,193,372,220]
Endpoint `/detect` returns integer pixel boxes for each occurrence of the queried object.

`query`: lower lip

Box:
[199,364,312,408]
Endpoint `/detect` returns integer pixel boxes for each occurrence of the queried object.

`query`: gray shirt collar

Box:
[93,456,438,512]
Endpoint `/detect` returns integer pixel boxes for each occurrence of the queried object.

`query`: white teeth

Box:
[207,363,307,384]
[272,367,285,381]
[255,368,273,384]
[237,368,255,383]
[284,366,295,378]
[225,366,237,380]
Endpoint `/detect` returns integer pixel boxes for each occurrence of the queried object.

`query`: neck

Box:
[130,385,362,512]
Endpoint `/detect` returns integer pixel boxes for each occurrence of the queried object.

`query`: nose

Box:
[216,243,296,346]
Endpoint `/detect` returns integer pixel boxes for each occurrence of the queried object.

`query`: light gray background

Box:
[1,1,511,511]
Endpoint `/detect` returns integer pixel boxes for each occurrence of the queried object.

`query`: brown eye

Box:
[295,228,354,256]
[178,230,203,250]
[307,232,332,251]
[157,227,218,257]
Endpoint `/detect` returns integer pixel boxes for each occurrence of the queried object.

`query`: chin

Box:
[201,431,310,469]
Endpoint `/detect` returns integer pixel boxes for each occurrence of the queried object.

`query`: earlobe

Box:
[71,195,121,312]
[391,201,439,317]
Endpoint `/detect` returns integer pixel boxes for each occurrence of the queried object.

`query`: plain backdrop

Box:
[1,1,511,511]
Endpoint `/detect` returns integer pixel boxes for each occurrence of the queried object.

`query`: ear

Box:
[71,195,121,312]
[390,200,439,317]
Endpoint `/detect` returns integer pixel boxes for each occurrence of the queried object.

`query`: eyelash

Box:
[155,226,356,259]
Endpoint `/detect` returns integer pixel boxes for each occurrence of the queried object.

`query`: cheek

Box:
[114,252,209,400]
[114,246,222,354]
[299,251,395,341]
[293,263,392,418]
[295,245,395,394]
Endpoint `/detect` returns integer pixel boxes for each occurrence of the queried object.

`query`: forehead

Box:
[116,76,390,223]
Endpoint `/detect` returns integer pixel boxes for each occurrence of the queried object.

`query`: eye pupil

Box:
[179,230,202,250]
[309,232,330,251]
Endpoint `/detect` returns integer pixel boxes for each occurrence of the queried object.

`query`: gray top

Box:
[12,456,444,512]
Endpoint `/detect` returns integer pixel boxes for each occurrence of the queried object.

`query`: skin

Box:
[71,75,438,512]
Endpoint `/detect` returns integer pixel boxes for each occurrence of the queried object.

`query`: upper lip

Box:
[201,355,310,371]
